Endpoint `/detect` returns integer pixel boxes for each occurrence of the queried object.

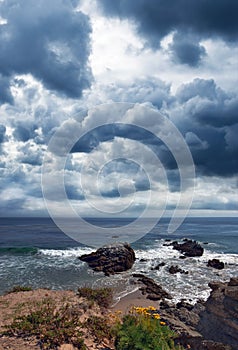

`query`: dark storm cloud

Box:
[169,32,206,66]
[99,0,238,65]
[173,79,238,177]
[176,78,238,127]
[0,0,92,99]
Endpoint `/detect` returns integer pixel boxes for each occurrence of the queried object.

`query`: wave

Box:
[0,247,38,255]
[38,247,94,258]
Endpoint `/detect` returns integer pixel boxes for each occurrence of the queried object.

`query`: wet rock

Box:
[207,259,225,270]
[169,265,188,274]
[170,239,204,257]
[79,243,135,276]
[152,262,165,270]
[132,273,172,300]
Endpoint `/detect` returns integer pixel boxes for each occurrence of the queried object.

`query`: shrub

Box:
[3,298,86,350]
[77,287,113,308]
[115,306,184,350]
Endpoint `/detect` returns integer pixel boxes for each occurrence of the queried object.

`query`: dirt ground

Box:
[0,289,114,350]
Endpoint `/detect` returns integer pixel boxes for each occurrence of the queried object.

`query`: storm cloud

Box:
[99,0,238,66]
[0,0,92,100]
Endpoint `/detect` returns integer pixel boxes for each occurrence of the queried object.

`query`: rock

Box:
[171,239,204,257]
[132,273,172,300]
[207,259,225,270]
[197,278,238,350]
[228,277,238,286]
[79,243,136,276]
[176,300,194,311]
[169,265,188,274]
[152,262,165,270]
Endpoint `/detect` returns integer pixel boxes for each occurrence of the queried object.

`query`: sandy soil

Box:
[111,289,160,313]
[0,289,114,350]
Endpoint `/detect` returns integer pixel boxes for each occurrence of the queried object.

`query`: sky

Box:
[0,0,237,219]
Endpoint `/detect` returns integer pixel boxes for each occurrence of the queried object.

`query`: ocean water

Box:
[0,217,237,304]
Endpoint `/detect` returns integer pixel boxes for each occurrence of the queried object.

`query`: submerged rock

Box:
[171,239,204,257]
[207,258,225,270]
[79,242,136,276]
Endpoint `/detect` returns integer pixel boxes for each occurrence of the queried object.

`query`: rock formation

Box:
[170,239,204,257]
[197,278,238,349]
[207,258,225,269]
[79,242,136,276]
[132,273,172,301]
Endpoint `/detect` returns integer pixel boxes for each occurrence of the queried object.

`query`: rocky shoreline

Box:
[0,240,236,349]
[80,241,237,350]
[123,274,238,350]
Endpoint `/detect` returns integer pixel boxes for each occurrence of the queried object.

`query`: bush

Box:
[115,307,184,350]
[3,298,86,350]
[77,287,113,308]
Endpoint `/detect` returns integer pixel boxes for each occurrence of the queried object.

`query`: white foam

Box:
[133,239,238,304]
[38,247,94,258]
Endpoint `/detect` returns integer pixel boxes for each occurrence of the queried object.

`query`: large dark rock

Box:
[207,258,225,270]
[79,243,136,276]
[197,278,238,350]
[171,239,204,257]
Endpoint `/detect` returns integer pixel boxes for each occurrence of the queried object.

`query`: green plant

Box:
[77,287,113,308]
[115,307,184,350]
[2,298,86,350]
[5,285,33,294]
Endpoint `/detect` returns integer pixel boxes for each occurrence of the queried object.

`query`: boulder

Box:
[79,243,135,276]
[171,239,204,257]
[207,259,225,270]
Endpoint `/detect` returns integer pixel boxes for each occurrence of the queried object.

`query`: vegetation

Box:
[2,298,86,349]
[5,285,33,294]
[85,315,115,341]
[2,288,185,350]
[77,286,113,308]
[115,306,185,350]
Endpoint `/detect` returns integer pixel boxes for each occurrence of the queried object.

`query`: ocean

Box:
[0,217,237,304]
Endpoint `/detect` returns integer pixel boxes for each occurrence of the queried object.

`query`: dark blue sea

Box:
[0,217,237,303]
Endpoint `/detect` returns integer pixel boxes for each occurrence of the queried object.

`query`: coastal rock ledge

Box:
[79,242,136,276]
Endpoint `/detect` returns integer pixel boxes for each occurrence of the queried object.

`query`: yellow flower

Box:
[153,314,160,319]
[160,321,166,326]
[148,306,156,311]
